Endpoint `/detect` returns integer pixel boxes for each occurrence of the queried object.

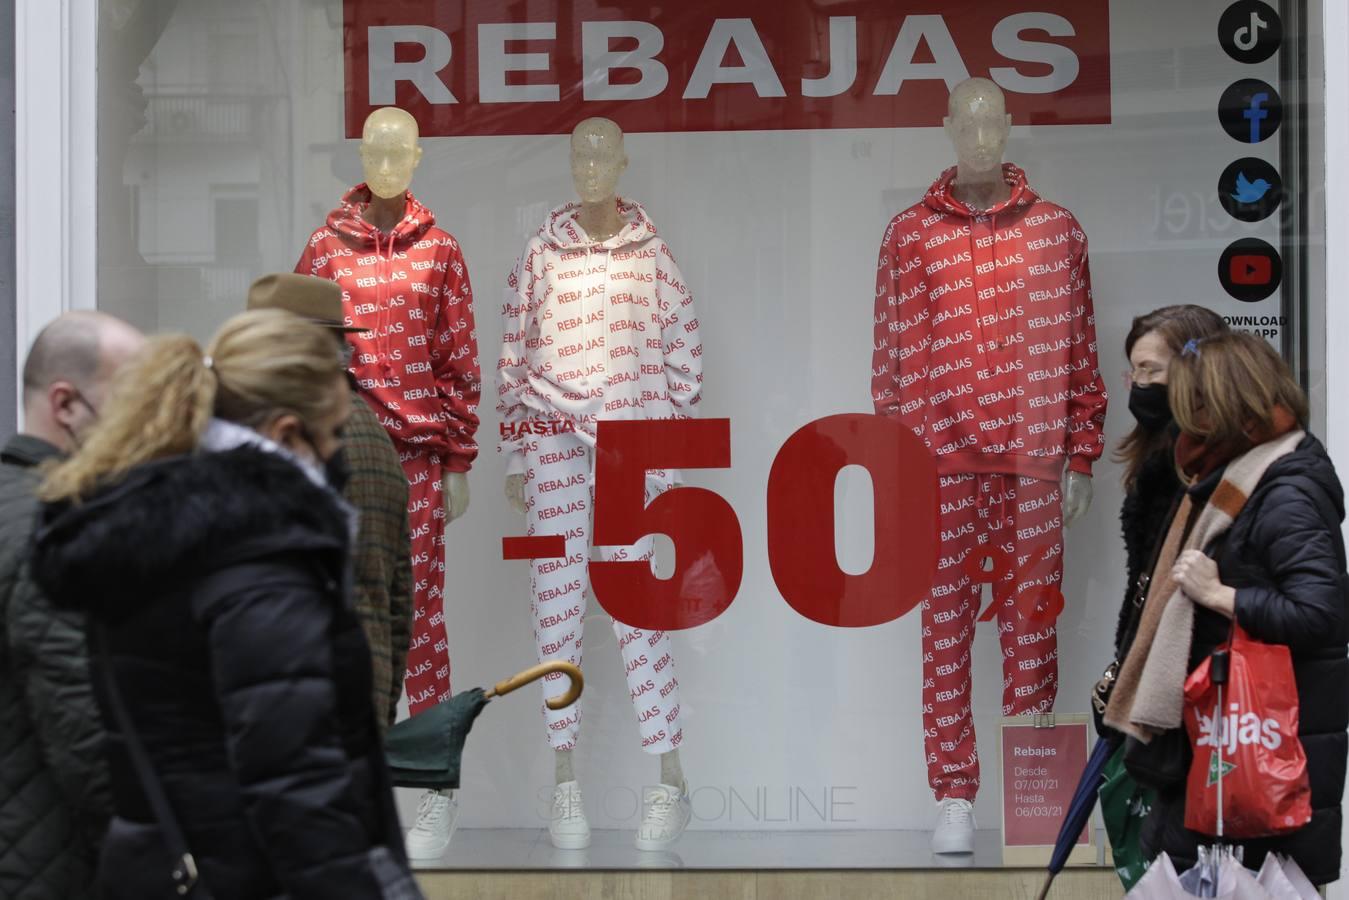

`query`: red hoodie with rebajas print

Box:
[296,184,481,471]
[872,164,1108,480]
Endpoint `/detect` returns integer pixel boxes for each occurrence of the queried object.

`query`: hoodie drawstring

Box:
[372,228,381,370]
[935,166,1029,364]
[373,226,398,377]
[991,217,1002,348]
[967,223,986,351]
[329,186,431,381]
[582,245,594,384]
[966,208,1005,357]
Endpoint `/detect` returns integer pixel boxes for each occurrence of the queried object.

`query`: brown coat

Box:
[342,392,413,731]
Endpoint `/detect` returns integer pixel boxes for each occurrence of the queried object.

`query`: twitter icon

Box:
[1231,171,1272,203]
[1220,157,1282,222]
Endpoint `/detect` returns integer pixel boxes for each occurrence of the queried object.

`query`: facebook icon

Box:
[1244,92,1269,143]
[1220,79,1281,144]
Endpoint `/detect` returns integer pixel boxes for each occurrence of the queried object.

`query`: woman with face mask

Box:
[1096,309,1228,740]
[1105,332,1346,886]
[30,310,422,899]
[1112,306,1229,666]
[1091,308,1228,890]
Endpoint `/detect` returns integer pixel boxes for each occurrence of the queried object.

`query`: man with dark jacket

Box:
[0,311,144,900]
[247,274,414,731]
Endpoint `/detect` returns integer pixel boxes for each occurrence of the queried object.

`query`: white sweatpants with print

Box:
[525,431,683,754]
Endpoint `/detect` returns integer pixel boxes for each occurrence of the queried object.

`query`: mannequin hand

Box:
[1174,550,1237,618]
[1063,471,1093,526]
[505,474,527,515]
[442,471,470,522]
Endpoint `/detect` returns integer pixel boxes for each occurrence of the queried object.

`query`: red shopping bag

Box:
[1182,625,1312,838]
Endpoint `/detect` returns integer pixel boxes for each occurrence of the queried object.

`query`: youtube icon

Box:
[1219,238,1282,302]
[1231,254,1272,284]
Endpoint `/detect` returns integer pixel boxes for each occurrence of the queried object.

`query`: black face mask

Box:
[298,421,350,493]
[1128,382,1172,431]
[323,446,352,494]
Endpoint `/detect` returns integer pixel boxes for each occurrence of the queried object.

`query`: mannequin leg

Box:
[660,749,684,787]
[400,448,451,714]
[600,476,683,756]
[555,749,576,785]
[526,434,590,750]
[995,476,1062,716]
[921,473,983,801]
[609,616,682,754]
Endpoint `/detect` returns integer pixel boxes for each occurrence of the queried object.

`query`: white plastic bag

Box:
[1126,851,1275,899]
[1256,855,1319,900]
[1126,853,1191,899]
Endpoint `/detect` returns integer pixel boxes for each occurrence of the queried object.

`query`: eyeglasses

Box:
[1122,366,1166,387]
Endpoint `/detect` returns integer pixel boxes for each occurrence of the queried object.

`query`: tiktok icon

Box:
[1219,0,1283,65]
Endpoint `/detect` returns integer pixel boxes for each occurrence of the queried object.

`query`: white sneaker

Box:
[931,797,975,855]
[635,782,691,851]
[405,789,458,860]
[550,781,592,850]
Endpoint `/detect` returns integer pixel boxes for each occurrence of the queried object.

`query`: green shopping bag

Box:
[1100,742,1156,891]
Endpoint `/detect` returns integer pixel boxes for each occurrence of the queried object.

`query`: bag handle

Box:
[95,627,212,898]
[1118,492,1187,652]
[1096,493,1187,717]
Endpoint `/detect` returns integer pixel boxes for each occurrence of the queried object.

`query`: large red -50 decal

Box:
[505,415,1064,630]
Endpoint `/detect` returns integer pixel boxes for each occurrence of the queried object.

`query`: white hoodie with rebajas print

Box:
[496,198,702,474]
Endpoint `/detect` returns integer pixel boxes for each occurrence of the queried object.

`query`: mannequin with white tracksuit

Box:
[872,79,1108,855]
[499,118,699,852]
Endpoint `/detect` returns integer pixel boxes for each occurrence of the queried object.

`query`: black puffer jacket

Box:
[32,445,414,900]
[1095,432,1184,741]
[0,435,111,900]
[1142,435,1348,885]
[1116,431,1184,655]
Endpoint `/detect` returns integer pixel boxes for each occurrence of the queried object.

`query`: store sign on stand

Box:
[999,715,1096,866]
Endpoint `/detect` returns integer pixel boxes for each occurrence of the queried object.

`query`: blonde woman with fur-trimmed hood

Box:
[30,310,423,900]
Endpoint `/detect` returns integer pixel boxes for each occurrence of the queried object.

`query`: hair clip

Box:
[203,355,214,369]
[1181,338,1202,358]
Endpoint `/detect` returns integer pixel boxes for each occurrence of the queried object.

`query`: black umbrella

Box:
[1035,735,1116,900]
[384,660,583,790]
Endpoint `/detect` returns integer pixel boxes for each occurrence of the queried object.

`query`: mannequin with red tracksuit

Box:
[499,118,699,854]
[295,106,480,859]
[871,79,1108,854]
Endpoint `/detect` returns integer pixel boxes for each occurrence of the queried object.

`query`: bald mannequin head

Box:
[360,107,423,199]
[571,117,627,205]
[22,311,145,452]
[944,77,1012,175]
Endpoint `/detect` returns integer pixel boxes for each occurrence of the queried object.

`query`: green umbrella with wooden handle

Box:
[384,661,584,790]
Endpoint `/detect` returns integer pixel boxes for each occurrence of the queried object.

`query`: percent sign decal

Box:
[504,415,1066,630]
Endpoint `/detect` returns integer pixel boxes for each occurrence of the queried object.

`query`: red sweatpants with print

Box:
[922,472,1062,801]
[400,448,450,715]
